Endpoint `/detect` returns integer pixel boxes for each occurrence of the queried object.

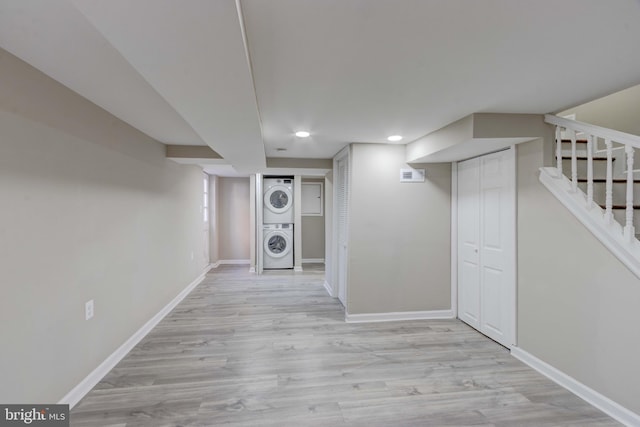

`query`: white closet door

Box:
[478,150,514,346]
[457,149,515,348]
[336,155,349,306]
[457,157,481,329]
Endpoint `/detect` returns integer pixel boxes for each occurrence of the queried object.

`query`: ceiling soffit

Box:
[71,0,266,172]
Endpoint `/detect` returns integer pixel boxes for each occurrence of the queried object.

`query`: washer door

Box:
[264,231,291,258]
[264,185,292,214]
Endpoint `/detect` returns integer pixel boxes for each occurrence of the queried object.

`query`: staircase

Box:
[559,139,640,230]
[540,114,640,278]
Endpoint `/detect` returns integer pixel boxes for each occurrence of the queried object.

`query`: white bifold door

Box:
[457,148,515,348]
[336,154,349,306]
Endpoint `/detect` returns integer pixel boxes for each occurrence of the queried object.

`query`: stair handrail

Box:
[540,115,640,279]
[543,114,640,251]
[545,114,640,147]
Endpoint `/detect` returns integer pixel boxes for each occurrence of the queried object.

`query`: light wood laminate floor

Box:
[71,265,619,426]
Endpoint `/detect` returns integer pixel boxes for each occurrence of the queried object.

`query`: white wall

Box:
[217,177,251,261]
[347,144,452,314]
[0,48,208,403]
[517,139,640,415]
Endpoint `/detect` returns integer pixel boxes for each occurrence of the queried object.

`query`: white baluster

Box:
[556,125,563,177]
[625,145,635,241]
[605,139,613,224]
[587,134,594,209]
[570,128,577,192]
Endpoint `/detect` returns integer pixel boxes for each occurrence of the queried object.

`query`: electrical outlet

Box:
[190,251,194,261]
[85,300,94,320]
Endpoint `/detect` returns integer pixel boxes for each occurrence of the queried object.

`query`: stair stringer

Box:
[539,167,640,279]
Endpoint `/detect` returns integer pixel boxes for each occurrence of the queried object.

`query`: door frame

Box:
[203,172,210,265]
[332,145,350,307]
[452,145,517,348]
[256,173,264,275]
[451,162,458,318]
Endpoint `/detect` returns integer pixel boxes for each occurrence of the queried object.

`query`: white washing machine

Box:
[263,224,294,269]
[263,178,294,224]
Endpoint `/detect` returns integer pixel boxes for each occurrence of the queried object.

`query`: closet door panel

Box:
[458,149,515,348]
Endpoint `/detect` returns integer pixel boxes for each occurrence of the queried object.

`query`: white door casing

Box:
[457,148,516,348]
[203,173,210,264]
[256,174,264,275]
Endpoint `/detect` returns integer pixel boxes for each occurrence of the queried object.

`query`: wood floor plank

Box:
[70,265,620,426]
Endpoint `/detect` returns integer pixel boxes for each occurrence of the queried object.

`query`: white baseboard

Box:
[217,259,250,265]
[345,309,455,323]
[511,347,640,426]
[210,261,221,269]
[294,266,303,272]
[248,266,256,273]
[302,258,325,264]
[59,264,212,409]
[323,280,334,297]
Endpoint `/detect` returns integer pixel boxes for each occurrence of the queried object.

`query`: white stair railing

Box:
[625,145,635,240]
[605,138,614,225]
[586,134,594,209]
[546,114,640,242]
[541,114,640,279]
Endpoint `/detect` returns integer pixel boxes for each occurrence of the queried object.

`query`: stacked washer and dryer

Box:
[263,177,294,269]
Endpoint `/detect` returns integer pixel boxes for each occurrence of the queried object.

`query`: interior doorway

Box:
[457,148,516,348]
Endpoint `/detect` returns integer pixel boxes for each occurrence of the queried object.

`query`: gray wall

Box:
[560,83,640,136]
[0,49,208,403]
[217,177,250,260]
[517,139,640,414]
[347,144,451,314]
[301,178,325,260]
[302,217,325,260]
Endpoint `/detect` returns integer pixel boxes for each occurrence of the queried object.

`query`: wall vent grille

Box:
[400,168,425,182]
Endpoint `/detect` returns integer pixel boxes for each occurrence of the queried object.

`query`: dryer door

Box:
[264,231,292,258]
[264,185,293,214]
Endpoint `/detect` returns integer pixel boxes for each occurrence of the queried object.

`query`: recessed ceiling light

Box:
[295,131,310,138]
[387,135,403,142]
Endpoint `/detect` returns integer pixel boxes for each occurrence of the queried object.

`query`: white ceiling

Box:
[1,0,640,173]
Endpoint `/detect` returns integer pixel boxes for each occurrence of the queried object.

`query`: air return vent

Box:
[400,168,425,182]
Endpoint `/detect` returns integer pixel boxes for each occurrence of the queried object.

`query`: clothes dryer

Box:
[263,178,294,224]
[263,224,293,269]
